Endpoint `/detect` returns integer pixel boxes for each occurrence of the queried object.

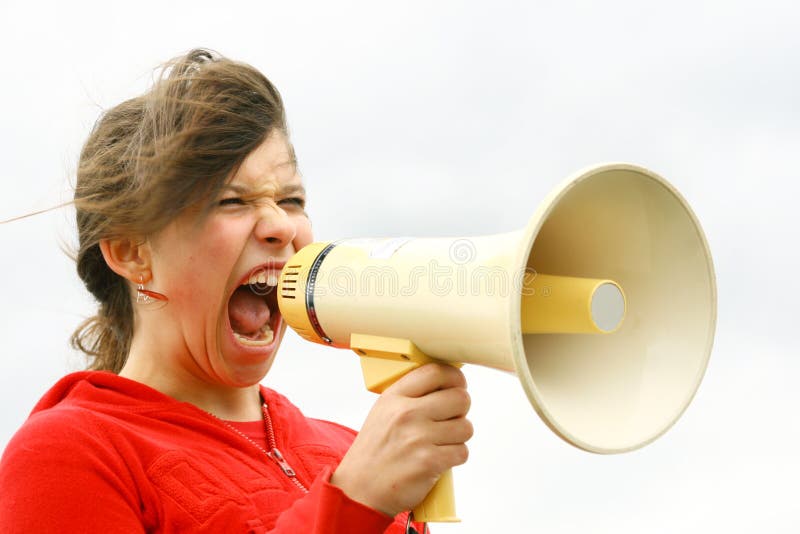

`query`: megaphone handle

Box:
[412,467,459,523]
[350,333,462,524]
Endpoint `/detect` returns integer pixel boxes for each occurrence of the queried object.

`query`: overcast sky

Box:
[1,1,798,532]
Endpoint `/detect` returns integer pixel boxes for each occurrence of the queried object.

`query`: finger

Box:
[388,363,466,398]
[436,443,470,468]
[416,386,471,421]
[430,417,474,446]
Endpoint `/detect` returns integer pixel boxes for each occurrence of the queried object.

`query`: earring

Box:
[136,274,169,304]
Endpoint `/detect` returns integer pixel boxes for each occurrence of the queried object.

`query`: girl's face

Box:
[145,131,312,387]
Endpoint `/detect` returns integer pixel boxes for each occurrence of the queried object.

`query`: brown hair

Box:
[71,49,288,372]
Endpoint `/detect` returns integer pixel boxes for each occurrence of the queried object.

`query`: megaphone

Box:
[277,163,717,523]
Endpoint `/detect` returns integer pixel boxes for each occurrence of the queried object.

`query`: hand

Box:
[331,363,473,517]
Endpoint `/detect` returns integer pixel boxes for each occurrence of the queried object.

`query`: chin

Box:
[218,320,288,386]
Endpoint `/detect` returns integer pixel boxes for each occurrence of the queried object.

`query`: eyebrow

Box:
[276,156,298,169]
[280,183,306,197]
[221,182,306,197]
[221,183,260,196]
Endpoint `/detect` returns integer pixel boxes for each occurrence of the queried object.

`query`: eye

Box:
[219,197,245,206]
[278,197,306,209]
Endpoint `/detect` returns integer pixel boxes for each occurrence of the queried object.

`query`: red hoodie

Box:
[0,371,424,533]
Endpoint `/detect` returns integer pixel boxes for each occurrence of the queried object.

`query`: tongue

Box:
[228,286,271,336]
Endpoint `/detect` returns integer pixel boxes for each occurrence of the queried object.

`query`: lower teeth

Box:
[233,322,275,346]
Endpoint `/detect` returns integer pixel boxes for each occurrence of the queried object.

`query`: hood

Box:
[30,371,180,416]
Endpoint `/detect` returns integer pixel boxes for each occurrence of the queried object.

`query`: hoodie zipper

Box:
[261,402,309,493]
[208,401,309,494]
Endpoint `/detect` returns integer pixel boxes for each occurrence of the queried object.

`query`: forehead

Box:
[232,131,299,188]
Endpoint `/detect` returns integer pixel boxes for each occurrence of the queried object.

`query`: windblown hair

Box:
[71,49,287,372]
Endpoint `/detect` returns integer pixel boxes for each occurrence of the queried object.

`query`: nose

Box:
[254,204,296,248]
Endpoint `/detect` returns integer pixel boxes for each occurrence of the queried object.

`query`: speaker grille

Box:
[281,265,302,299]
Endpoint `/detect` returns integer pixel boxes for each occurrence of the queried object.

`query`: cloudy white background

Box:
[1,1,798,532]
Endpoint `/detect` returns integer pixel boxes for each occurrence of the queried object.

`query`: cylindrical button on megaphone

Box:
[521,274,627,334]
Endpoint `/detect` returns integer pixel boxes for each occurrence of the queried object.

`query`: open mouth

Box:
[227,268,282,347]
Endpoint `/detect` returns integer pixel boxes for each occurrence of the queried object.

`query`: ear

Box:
[98,237,153,284]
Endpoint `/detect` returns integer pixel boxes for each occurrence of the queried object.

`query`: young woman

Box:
[0,49,472,533]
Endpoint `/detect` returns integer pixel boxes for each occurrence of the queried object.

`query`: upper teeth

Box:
[246,271,279,286]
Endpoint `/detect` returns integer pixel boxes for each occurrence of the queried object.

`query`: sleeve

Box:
[265,466,426,534]
[265,465,391,532]
[0,412,146,534]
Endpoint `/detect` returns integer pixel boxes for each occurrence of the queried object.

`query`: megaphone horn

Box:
[278,162,717,523]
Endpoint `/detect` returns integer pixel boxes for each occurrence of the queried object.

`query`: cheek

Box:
[160,224,241,300]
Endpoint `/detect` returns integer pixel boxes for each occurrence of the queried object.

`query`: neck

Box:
[181,385,264,422]
[121,359,264,421]
[121,325,264,422]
